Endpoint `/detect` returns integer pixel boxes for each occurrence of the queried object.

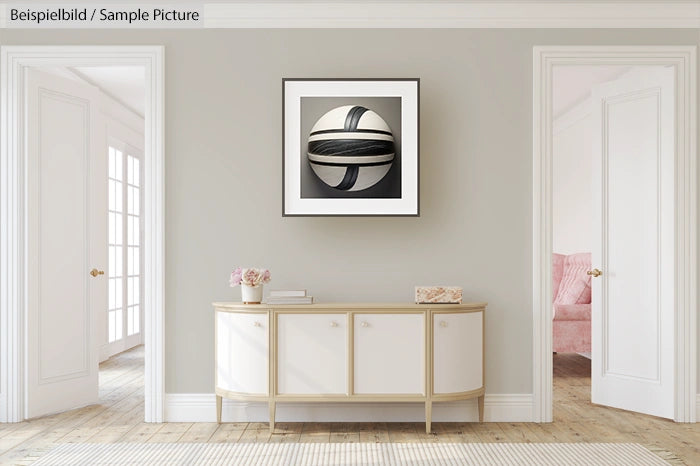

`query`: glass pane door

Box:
[126,154,141,336]
[107,143,143,349]
[108,147,123,343]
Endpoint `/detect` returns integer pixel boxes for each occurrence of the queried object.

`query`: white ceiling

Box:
[71,66,145,117]
[552,65,631,118]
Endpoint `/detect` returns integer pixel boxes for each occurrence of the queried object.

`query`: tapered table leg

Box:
[425,400,432,434]
[269,401,276,432]
[478,394,484,423]
[216,395,222,423]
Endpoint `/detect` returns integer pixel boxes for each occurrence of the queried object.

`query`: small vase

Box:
[241,284,263,304]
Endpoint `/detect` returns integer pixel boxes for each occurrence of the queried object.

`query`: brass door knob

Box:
[90,268,105,277]
[587,268,603,277]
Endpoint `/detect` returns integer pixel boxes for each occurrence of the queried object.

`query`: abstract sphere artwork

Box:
[307,105,395,192]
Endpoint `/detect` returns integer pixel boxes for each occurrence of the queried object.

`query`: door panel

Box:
[591,66,674,418]
[277,314,346,394]
[433,312,482,394]
[354,313,424,395]
[27,69,102,418]
[216,312,268,394]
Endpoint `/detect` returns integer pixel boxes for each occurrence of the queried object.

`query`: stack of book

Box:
[265,290,314,305]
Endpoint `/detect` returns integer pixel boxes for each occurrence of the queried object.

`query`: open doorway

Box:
[85,66,147,412]
[0,46,164,424]
[552,63,676,418]
[551,65,632,415]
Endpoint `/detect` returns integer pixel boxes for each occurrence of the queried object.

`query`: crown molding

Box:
[202,2,700,29]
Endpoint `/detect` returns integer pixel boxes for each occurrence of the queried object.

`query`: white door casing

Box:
[532,46,696,423]
[353,313,424,395]
[25,69,102,418]
[277,314,346,395]
[0,46,164,423]
[590,67,674,418]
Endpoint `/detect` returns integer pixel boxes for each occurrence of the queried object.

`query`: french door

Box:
[105,139,144,358]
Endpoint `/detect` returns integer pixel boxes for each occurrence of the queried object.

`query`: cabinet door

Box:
[354,313,424,394]
[433,311,483,394]
[278,314,347,394]
[216,311,268,394]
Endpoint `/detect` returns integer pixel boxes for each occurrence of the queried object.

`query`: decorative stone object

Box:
[415,286,463,304]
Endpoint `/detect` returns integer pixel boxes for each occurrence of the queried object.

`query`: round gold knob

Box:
[361,321,369,328]
[89,268,104,277]
[440,321,448,328]
[587,268,603,277]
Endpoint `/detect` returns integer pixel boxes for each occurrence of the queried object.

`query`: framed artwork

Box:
[282,78,420,216]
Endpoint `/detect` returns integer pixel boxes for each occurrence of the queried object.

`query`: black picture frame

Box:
[282,78,420,217]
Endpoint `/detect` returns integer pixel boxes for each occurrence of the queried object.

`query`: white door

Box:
[278,314,346,394]
[590,66,674,419]
[354,313,424,394]
[26,69,105,418]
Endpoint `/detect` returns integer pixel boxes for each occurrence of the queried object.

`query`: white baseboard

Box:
[164,393,533,423]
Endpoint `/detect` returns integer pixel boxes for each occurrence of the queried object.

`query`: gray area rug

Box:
[32,442,669,465]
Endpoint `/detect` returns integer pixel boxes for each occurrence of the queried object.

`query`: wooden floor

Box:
[0,348,698,464]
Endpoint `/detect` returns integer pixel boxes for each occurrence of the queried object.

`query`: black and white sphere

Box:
[307,105,395,191]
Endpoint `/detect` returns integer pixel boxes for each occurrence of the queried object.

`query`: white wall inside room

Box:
[553,106,593,255]
[552,66,630,255]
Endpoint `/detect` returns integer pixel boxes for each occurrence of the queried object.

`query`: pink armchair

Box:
[552,253,592,353]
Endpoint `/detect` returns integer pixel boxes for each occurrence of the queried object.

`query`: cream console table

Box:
[213,302,486,433]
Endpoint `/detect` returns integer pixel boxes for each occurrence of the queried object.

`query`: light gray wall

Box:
[1,29,698,396]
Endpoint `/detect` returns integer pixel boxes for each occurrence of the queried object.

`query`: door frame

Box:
[0,46,165,423]
[532,46,697,422]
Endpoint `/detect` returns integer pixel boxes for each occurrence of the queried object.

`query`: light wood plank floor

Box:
[0,348,698,464]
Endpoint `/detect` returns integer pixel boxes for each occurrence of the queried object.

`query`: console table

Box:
[213,302,486,433]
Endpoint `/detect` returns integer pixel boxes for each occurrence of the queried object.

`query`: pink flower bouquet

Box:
[229,267,271,288]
